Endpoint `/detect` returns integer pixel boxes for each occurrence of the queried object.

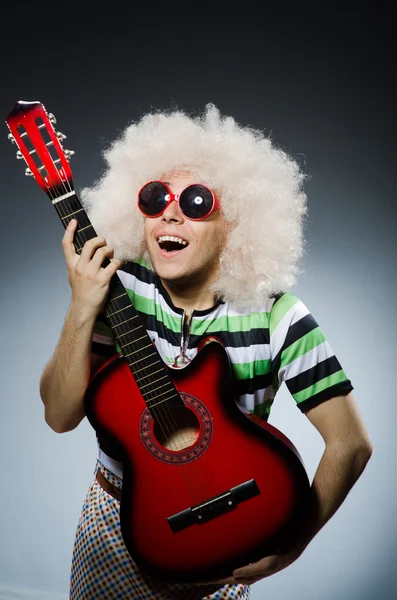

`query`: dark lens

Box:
[179,185,214,219]
[138,181,169,216]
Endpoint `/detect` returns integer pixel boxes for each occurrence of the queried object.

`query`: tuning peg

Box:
[16,150,24,159]
[56,131,67,140]
[8,133,16,144]
[48,113,57,124]
[64,149,75,160]
[25,167,34,176]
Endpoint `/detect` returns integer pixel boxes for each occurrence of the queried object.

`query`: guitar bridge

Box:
[167,479,260,533]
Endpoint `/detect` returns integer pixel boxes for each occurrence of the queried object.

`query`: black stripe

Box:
[286,356,343,395]
[189,328,269,349]
[119,261,156,286]
[234,372,274,396]
[283,313,319,350]
[91,340,116,357]
[271,313,319,380]
[297,381,354,413]
[140,312,181,347]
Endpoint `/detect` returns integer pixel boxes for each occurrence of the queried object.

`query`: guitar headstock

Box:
[5,100,75,199]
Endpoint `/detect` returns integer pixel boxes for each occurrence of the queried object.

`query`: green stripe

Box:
[281,327,326,367]
[191,312,268,335]
[135,257,152,269]
[269,293,300,336]
[126,290,182,333]
[232,359,271,380]
[294,370,349,403]
[252,402,271,418]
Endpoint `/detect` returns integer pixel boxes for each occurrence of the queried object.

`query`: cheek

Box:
[144,221,154,243]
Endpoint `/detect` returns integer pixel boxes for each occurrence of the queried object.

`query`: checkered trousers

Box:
[70,462,251,599]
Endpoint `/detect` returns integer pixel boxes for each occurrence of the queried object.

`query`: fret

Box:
[112,315,139,329]
[119,336,146,349]
[139,374,169,391]
[76,223,93,234]
[108,292,129,303]
[107,304,134,318]
[131,360,162,375]
[124,343,153,358]
[126,351,158,367]
[60,208,84,220]
[114,335,149,355]
[143,384,176,400]
[116,326,143,340]
[147,393,181,408]
[135,367,164,382]
[106,293,135,313]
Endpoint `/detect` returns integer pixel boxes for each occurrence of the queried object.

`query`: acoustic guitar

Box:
[6,100,313,583]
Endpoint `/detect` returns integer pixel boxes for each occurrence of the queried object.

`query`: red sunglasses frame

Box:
[137,180,220,221]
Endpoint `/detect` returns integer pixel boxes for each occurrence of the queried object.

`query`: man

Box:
[39,105,372,599]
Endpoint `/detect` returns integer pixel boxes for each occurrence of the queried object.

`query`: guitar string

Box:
[46,161,218,504]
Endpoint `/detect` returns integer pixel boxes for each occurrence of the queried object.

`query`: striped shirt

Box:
[92,261,353,477]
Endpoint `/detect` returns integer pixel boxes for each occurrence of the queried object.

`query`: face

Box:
[143,170,228,291]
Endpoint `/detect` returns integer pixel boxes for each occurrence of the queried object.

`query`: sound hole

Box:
[152,405,200,451]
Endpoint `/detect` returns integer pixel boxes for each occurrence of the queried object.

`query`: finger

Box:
[102,257,122,278]
[79,236,107,264]
[233,556,277,579]
[61,219,78,260]
[89,245,115,270]
[201,575,237,586]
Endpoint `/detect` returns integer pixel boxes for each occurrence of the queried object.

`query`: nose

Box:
[161,197,184,222]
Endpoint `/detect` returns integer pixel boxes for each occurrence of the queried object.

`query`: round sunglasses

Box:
[137,181,220,221]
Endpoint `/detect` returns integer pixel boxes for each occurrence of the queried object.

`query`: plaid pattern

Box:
[70,461,250,599]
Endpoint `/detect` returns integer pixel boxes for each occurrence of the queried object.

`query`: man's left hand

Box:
[208,545,306,586]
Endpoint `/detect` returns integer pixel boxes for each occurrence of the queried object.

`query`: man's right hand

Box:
[62,219,121,319]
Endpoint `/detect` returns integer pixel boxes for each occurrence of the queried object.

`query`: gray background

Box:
[0,7,395,600]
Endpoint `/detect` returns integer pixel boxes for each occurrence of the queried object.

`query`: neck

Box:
[160,278,217,316]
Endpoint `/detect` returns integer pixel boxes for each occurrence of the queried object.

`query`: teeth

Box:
[158,236,188,246]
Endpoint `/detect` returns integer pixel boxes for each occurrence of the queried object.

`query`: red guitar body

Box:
[85,340,311,583]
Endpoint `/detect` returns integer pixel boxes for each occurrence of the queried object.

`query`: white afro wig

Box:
[80,103,308,308]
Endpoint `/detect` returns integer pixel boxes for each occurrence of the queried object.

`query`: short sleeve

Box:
[269,293,354,412]
[92,314,117,357]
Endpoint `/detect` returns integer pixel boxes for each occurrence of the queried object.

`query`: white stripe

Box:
[97,443,123,478]
[227,343,271,365]
[117,269,181,318]
[192,297,275,320]
[281,340,335,382]
[93,332,114,346]
[270,300,310,358]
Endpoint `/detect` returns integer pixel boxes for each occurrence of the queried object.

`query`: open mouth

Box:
[157,235,189,253]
